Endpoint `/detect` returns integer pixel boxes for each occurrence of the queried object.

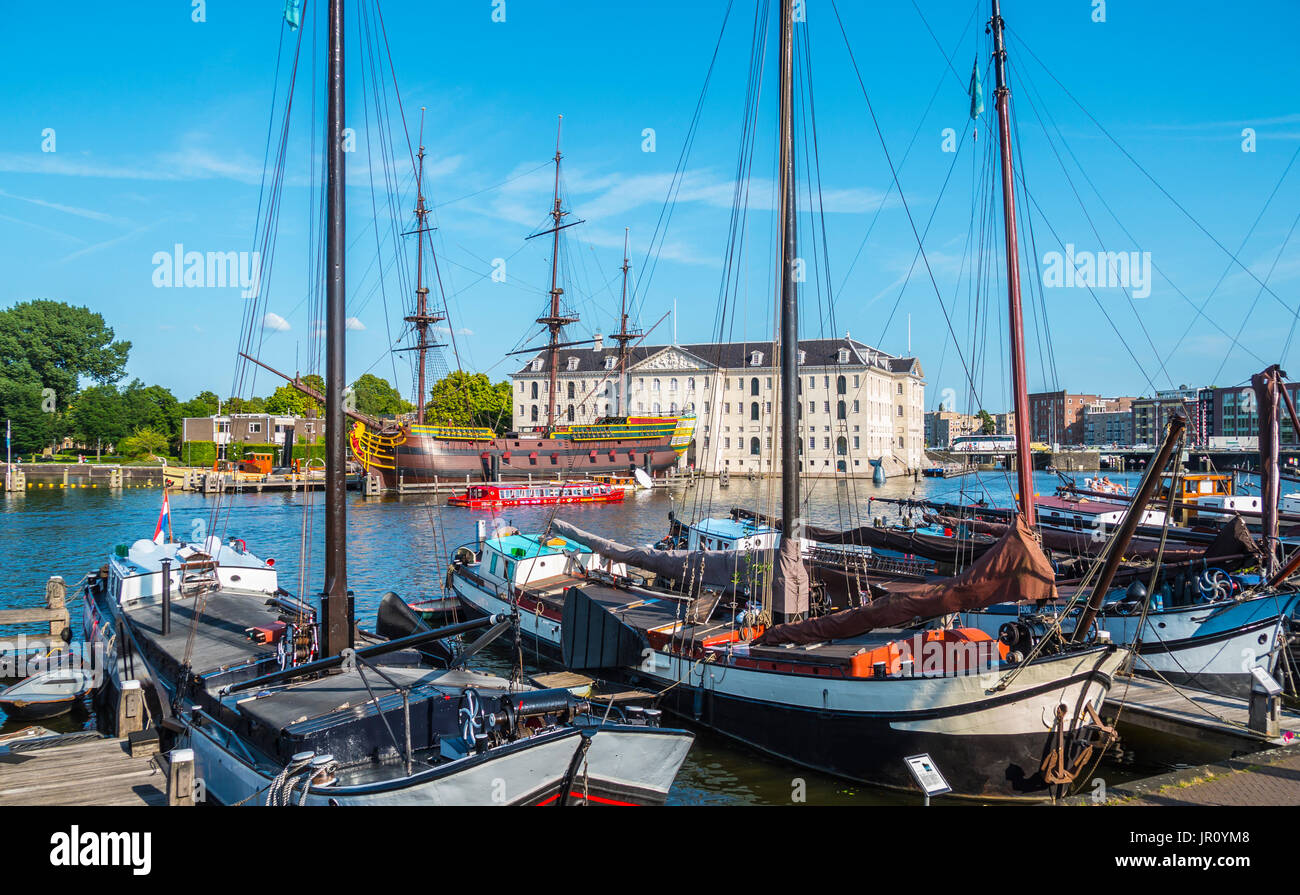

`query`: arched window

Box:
[669,378,678,392]
[567,404,575,422]
[837,400,846,420]
[567,381,575,399]
[750,377,759,396]
[837,375,847,394]
[653,402,661,413]
[687,377,695,391]
[530,382,538,400]
[750,402,760,421]
[530,405,538,422]
[836,436,848,456]
[670,402,678,414]
[652,378,661,392]
[749,437,761,456]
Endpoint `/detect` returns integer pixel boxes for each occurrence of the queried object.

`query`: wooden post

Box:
[117,680,146,737]
[167,748,196,806]
[44,576,68,638]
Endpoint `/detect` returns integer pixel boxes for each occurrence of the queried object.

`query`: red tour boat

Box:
[447,480,626,509]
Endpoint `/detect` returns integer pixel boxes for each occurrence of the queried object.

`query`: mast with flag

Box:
[153,487,172,545]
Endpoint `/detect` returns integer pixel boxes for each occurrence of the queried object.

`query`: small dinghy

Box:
[0,669,93,720]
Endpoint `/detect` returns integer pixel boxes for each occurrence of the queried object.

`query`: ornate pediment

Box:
[631,346,716,372]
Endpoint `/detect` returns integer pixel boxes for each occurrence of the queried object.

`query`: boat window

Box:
[490,554,498,575]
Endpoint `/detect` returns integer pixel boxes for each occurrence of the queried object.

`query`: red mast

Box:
[990,0,1036,525]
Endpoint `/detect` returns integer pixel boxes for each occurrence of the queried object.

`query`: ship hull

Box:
[358,428,687,488]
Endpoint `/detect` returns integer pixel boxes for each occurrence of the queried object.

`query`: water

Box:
[0,467,1156,804]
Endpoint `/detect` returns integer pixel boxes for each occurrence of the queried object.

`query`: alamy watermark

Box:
[1041,244,1151,299]
[151,244,261,298]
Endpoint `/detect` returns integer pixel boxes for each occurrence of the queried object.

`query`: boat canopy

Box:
[754,517,1056,646]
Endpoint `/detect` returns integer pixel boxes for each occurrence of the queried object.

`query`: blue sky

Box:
[2,0,1299,416]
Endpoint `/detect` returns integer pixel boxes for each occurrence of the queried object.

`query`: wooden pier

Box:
[1102,675,1300,765]
[0,732,167,807]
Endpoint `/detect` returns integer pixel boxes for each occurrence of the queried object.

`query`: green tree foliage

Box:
[0,300,130,408]
[427,371,512,433]
[178,390,221,419]
[0,379,61,455]
[119,427,170,459]
[977,409,996,435]
[351,373,412,418]
[69,384,130,448]
[263,374,324,416]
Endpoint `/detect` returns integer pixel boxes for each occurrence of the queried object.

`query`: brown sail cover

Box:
[549,518,761,590]
[754,516,1055,646]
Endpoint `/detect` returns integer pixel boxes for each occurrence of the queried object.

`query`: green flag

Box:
[968,57,984,120]
[284,0,302,30]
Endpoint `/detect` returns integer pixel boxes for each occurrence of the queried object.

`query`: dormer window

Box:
[798,350,806,365]
[604,355,617,371]
[838,348,850,364]
[530,358,543,372]
[750,350,763,367]
[566,357,579,372]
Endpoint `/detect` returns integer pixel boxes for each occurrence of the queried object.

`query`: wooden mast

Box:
[990,0,1036,525]
[406,110,444,425]
[322,0,351,656]
[537,116,577,434]
[777,0,800,543]
[611,228,640,417]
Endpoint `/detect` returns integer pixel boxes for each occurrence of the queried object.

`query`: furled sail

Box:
[754,516,1055,646]
[549,519,765,591]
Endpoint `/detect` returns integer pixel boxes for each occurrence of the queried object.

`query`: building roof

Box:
[515,337,920,376]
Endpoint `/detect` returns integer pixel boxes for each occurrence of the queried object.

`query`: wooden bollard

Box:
[45,576,68,637]
[167,748,196,807]
[117,680,146,737]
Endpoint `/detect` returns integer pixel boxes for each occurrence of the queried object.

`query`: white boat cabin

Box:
[106,537,280,611]
[477,532,628,590]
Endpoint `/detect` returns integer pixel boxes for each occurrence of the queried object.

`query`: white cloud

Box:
[345,316,366,331]
[263,312,291,332]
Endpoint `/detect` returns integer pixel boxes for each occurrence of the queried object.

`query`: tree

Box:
[428,371,512,433]
[0,378,61,455]
[179,390,221,419]
[119,427,169,459]
[977,409,996,435]
[351,373,412,418]
[69,384,131,449]
[263,374,324,416]
[120,381,181,447]
[0,300,130,410]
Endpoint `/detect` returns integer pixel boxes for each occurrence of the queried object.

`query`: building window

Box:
[567,381,575,399]
[750,351,763,366]
[531,406,538,422]
[750,377,759,396]
[750,437,760,455]
[837,375,846,394]
[838,348,850,363]
[604,355,617,370]
[669,378,678,392]
[836,436,847,456]
[531,382,539,400]
[853,400,860,413]
[567,404,575,421]
[566,357,579,371]
[687,377,695,391]
[837,401,846,420]
[653,378,661,392]
[750,402,760,421]
[248,423,262,434]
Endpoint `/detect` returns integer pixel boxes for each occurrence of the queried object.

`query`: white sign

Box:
[904,753,951,798]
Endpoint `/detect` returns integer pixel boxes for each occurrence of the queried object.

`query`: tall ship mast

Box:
[610,228,642,416]
[405,124,446,426]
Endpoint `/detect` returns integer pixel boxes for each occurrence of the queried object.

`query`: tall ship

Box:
[342,124,691,488]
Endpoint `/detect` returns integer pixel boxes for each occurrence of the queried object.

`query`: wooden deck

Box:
[1103,675,1300,765]
[0,733,166,807]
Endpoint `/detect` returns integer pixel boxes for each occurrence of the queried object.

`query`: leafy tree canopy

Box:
[0,300,130,409]
[428,371,512,433]
[351,373,412,418]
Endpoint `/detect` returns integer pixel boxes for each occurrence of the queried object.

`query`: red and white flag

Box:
[153,488,171,545]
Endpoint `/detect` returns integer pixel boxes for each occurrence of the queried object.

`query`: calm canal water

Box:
[1,466,1170,804]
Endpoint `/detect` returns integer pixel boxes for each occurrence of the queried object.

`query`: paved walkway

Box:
[1069,742,1300,806]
